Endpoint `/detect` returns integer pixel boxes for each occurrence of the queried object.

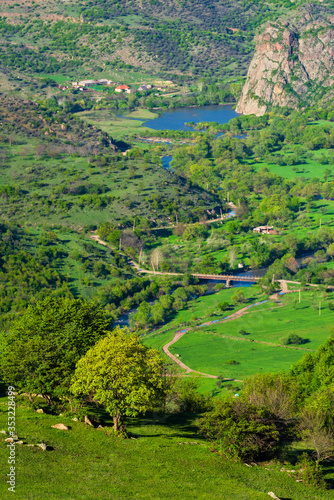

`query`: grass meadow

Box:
[77,110,156,140]
[1,395,334,499]
[144,286,334,381]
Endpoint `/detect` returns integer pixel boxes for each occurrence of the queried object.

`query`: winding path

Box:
[161,286,313,380]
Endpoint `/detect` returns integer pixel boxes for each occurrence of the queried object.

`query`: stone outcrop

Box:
[237,15,334,115]
[52,423,70,431]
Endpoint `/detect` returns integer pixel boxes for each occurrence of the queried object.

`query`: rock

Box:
[84,415,94,427]
[72,417,78,422]
[26,444,35,447]
[36,409,44,413]
[237,17,334,115]
[16,441,24,445]
[37,443,47,451]
[268,493,281,500]
[0,430,7,435]
[5,438,14,443]
[51,423,69,431]
[97,425,104,430]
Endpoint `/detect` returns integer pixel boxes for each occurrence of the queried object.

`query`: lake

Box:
[145,104,238,131]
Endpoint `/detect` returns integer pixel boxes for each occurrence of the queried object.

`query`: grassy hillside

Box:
[1,394,334,499]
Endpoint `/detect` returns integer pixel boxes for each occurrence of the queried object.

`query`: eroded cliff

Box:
[237,14,334,115]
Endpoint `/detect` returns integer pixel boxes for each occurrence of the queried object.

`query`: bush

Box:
[296,453,327,489]
[167,377,212,414]
[225,359,240,365]
[239,329,247,335]
[199,398,296,462]
[280,333,307,345]
[217,301,230,312]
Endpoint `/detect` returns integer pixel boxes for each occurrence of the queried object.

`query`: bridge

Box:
[136,269,261,286]
[192,273,261,284]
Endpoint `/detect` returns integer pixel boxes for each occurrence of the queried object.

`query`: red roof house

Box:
[115,84,130,93]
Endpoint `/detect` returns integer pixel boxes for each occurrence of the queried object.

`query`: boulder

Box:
[36,409,44,413]
[0,430,7,435]
[72,417,78,422]
[52,423,69,431]
[84,416,94,427]
[37,443,47,451]
[5,438,14,443]
[268,493,281,500]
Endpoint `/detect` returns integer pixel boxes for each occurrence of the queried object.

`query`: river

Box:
[145,104,238,131]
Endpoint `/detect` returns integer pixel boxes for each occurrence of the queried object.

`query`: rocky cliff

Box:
[237,13,334,115]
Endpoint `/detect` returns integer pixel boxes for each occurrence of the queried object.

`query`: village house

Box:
[115,84,130,93]
[138,85,152,91]
[253,225,274,234]
[78,80,97,87]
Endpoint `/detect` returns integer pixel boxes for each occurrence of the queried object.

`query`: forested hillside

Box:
[0,0,318,82]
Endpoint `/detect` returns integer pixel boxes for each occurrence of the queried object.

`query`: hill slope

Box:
[237,2,334,114]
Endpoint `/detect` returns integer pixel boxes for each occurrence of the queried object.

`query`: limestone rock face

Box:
[237,18,334,115]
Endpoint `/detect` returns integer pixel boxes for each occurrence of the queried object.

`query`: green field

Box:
[253,146,334,181]
[144,287,334,381]
[77,110,154,139]
[1,395,334,500]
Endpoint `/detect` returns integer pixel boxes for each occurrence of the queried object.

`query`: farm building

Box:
[115,84,130,92]
[253,225,274,234]
[78,80,97,86]
[138,85,152,91]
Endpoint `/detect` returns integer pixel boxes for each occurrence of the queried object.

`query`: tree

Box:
[300,388,334,469]
[150,247,163,272]
[0,297,110,405]
[71,327,165,432]
[242,373,295,419]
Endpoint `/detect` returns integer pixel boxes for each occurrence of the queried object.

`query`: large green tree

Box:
[71,326,166,432]
[0,297,110,405]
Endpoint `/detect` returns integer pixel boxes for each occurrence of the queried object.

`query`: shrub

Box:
[239,329,247,335]
[280,333,307,345]
[217,301,230,312]
[199,398,296,462]
[167,377,212,414]
[296,453,327,489]
[225,359,240,365]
